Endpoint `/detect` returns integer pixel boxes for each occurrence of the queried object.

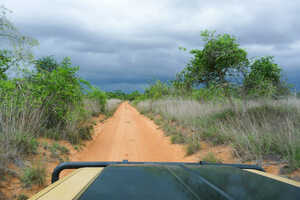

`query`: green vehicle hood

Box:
[78,165,300,200]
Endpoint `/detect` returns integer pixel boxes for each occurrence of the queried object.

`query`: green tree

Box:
[86,86,107,112]
[244,56,288,97]
[173,66,195,93]
[145,80,170,100]
[127,90,141,101]
[0,50,12,79]
[34,56,59,73]
[176,30,248,90]
[0,6,38,73]
[30,57,85,128]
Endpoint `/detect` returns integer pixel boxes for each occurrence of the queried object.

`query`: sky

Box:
[1,0,300,92]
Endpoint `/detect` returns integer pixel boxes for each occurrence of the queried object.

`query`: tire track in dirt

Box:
[71,102,198,162]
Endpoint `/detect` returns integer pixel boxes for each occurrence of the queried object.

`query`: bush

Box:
[243,56,288,97]
[86,87,107,112]
[78,126,93,140]
[144,80,170,100]
[21,163,46,188]
[171,134,185,144]
[202,152,222,163]
[186,143,200,155]
[192,86,225,102]
[51,143,69,155]
[0,10,109,197]
[12,133,39,155]
[30,57,85,129]
[17,194,28,200]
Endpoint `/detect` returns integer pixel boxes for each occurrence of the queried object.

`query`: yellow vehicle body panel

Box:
[29,168,102,200]
[245,169,300,188]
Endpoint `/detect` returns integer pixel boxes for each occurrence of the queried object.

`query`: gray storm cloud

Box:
[2,0,300,91]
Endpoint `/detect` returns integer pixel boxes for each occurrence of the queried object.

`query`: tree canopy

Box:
[0,6,38,79]
[175,30,248,90]
[175,30,289,97]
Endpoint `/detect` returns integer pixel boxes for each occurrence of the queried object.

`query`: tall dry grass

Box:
[106,99,122,115]
[0,95,109,173]
[0,92,44,173]
[137,98,228,122]
[137,97,300,169]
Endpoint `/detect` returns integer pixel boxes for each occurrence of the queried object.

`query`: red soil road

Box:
[71,102,197,162]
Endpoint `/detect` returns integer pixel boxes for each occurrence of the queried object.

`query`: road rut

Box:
[72,102,197,162]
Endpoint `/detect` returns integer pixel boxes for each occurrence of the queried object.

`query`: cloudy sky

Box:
[2,0,300,92]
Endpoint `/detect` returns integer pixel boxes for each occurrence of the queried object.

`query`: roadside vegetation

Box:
[0,7,117,199]
[134,30,300,174]
[1,4,300,198]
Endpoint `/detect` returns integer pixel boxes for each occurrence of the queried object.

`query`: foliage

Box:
[12,133,39,155]
[21,163,46,188]
[0,50,13,79]
[17,194,28,200]
[202,152,222,163]
[175,30,290,99]
[192,85,225,102]
[34,56,59,73]
[106,90,127,100]
[186,143,200,156]
[0,8,111,199]
[86,86,107,112]
[0,6,38,70]
[144,80,170,100]
[171,134,185,144]
[244,56,289,97]
[106,90,142,101]
[51,142,69,155]
[175,30,248,91]
[127,90,142,101]
[30,57,84,128]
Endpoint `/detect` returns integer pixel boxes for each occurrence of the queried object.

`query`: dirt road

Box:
[72,102,197,162]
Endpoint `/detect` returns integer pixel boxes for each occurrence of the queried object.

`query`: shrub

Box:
[78,126,93,140]
[51,143,69,155]
[21,163,46,188]
[30,57,85,129]
[186,143,200,155]
[86,87,107,112]
[171,134,185,144]
[17,194,28,200]
[12,133,39,155]
[202,152,222,163]
[192,86,225,102]
[244,56,286,97]
[144,80,170,100]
